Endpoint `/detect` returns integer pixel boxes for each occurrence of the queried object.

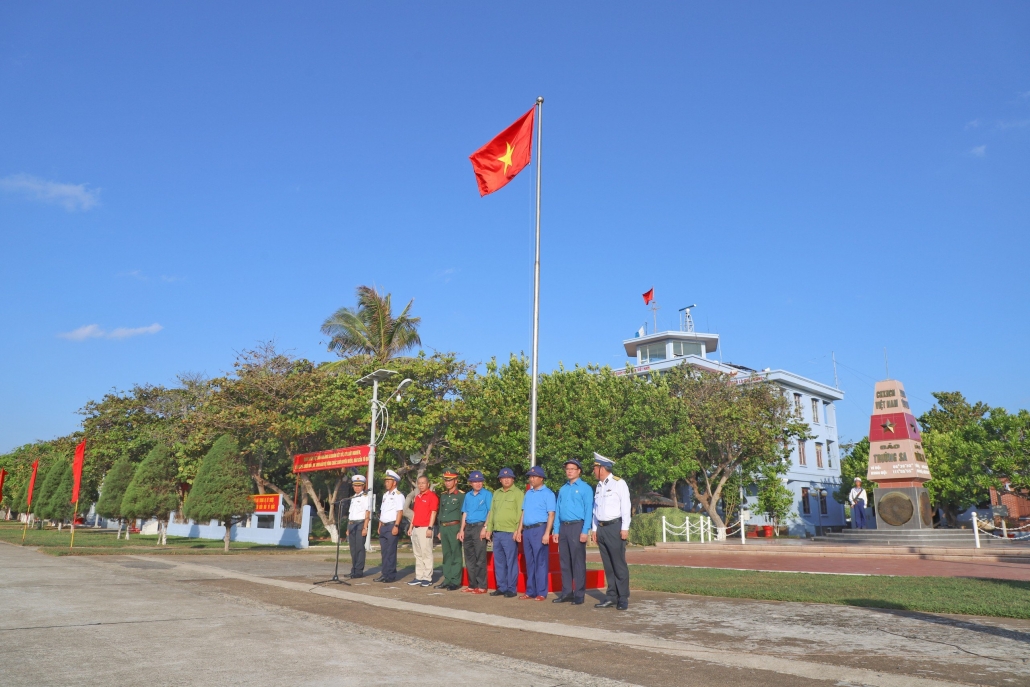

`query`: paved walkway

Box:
[614,548,1030,580]
[102,551,1030,687]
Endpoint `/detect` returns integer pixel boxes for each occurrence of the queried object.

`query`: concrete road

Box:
[4,544,1030,686]
[0,544,617,687]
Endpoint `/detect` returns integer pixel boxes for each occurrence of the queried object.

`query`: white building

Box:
[616,311,846,535]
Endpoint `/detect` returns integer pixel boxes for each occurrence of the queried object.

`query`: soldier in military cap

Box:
[590,453,632,610]
[435,468,465,590]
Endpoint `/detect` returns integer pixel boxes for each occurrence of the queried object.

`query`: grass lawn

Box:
[0,521,291,555]
[628,564,1030,619]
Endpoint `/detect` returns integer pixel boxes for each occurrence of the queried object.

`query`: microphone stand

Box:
[315,494,353,586]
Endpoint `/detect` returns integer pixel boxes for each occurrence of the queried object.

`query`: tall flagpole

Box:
[529,95,543,467]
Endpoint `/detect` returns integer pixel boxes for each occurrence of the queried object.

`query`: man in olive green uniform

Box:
[435,468,466,591]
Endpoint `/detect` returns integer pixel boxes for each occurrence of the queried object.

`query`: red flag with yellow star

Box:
[469,106,535,196]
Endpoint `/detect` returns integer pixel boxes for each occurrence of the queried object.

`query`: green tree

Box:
[96,454,136,538]
[834,437,872,507]
[321,285,422,366]
[183,435,255,552]
[919,392,995,527]
[120,445,179,544]
[33,458,67,523]
[666,367,809,532]
[756,463,796,533]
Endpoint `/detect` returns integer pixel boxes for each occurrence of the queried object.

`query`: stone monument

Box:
[865,379,934,529]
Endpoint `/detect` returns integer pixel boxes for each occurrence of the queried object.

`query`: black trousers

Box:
[596,519,629,604]
[558,521,587,602]
[347,521,366,577]
[378,522,398,581]
[462,522,488,589]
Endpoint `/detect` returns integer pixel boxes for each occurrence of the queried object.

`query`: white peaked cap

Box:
[385,469,401,481]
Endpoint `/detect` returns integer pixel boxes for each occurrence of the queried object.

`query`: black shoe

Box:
[503,591,517,598]
[616,602,628,611]
[571,598,584,605]
[351,573,363,579]
[594,600,616,609]
[433,582,448,589]
[372,576,386,582]
[489,590,505,596]
[552,595,571,603]
[446,584,460,591]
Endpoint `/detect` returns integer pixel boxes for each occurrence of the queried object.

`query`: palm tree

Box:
[321,285,422,365]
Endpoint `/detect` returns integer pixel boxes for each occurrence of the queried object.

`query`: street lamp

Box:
[357,369,413,551]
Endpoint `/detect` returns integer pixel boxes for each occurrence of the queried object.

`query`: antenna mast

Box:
[678,304,697,333]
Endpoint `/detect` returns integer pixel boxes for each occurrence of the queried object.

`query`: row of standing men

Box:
[345,453,633,610]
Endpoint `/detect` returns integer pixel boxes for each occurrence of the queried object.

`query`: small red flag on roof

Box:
[469,106,535,196]
[642,288,654,305]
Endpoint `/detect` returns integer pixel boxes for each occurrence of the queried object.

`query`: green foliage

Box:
[48,461,77,522]
[919,392,998,525]
[665,367,809,528]
[756,463,796,527]
[629,507,707,546]
[321,285,421,366]
[834,437,872,506]
[33,458,67,520]
[120,445,179,522]
[183,435,254,524]
[95,454,136,519]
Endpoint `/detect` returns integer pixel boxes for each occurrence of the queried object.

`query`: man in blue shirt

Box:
[517,465,556,600]
[457,470,492,594]
[551,458,593,605]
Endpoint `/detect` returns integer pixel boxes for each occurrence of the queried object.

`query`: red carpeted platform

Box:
[461,540,605,592]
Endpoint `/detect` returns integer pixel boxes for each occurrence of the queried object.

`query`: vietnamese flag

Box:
[642,288,654,305]
[71,439,86,504]
[26,460,39,508]
[469,106,535,196]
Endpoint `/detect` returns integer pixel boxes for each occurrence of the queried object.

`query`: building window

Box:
[811,399,820,424]
[639,343,666,364]
[672,340,703,357]
[801,487,811,515]
[793,393,803,418]
[815,443,824,468]
[825,402,834,427]
[827,440,835,469]
[797,440,807,466]
[819,490,828,515]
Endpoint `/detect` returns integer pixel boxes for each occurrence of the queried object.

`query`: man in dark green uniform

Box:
[435,468,466,591]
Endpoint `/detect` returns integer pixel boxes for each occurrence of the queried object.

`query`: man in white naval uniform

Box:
[590,452,632,610]
[346,474,371,578]
[374,469,406,583]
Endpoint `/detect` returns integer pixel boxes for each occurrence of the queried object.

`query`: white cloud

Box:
[996,119,1030,130]
[58,323,163,341]
[58,324,106,341]
[965,119,981,129]
[0,173,100,211]
[108,323,163,339]
[970,145,987,157]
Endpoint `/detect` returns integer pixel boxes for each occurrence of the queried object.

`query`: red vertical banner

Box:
[71,440,86,504]
[0,468,7,502]
[26,460,39,508]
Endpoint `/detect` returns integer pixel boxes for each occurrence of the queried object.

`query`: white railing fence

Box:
[972,509,1030,548]
[662,515,729,543]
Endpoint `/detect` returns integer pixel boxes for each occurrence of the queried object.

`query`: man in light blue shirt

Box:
[517,465,556,600]
[457,470,492,593]
[551,458,593,604]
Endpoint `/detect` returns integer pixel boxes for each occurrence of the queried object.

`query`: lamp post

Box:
[357,369,413,552]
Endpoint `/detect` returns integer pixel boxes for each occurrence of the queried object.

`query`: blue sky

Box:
[2,3,1028,453]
